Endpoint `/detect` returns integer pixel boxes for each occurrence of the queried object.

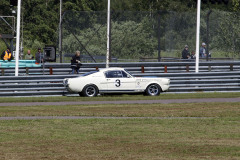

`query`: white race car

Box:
[63,67,170,97]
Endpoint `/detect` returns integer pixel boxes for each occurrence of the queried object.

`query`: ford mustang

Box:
[63,67,170,97]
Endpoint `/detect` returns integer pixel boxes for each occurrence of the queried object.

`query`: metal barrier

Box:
[1,61,239,76]
[0,71,240,97]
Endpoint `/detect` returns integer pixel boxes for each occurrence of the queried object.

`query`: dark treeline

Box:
[0,0,239,49]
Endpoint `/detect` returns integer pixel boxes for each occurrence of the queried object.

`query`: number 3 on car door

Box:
[115,79,121,87]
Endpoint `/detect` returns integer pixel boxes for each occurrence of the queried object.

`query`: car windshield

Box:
[124,69,134,77]
[79,71,99,77]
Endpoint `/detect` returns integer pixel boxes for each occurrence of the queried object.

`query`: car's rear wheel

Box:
[81,85,98,97]
[145,84,161,96]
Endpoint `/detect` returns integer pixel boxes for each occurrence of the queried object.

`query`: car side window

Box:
[105,70,123,78]
[105,71,112,78]
[122,71,129,78]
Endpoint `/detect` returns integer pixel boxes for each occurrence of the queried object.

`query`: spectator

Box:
[1,47,13,61]
[182,45,190,59]
[71,50,82,74]
[35,48,43,64]
[200,42,206,58]
[190,51,196,59]
[25,50,34,60]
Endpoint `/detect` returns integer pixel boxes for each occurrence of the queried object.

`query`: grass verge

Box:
[0,93,239,159]
[0,102,240,118]
[0,92,240,103]
[0,118,239,160]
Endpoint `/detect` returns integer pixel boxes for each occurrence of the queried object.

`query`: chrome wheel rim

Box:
[148,85,159,96]
[85,86,96,97]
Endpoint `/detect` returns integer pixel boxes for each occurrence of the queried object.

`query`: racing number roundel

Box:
[115,79,121,87]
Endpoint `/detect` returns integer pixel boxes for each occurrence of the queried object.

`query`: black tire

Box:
[145,84,161,96]
[81,85,98,97]
[78,92,84,97]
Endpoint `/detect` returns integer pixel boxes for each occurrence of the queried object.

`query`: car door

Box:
[105,70,136,92]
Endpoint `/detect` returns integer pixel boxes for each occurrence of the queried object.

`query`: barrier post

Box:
[164,65,167,73]
[186,65,189,72]
[49,67,53,75]
[208,65,211,72]
[230,64,233,71]
[1,69,4,76]
[141,66,144,73]
[26,67,29,75]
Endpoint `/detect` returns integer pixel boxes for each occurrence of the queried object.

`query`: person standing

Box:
[190,51,196,59]
[25,50,34,60]
[200,42,206,58]
[1,48,13,61]
[35,48,43,64]
[182,45,190,59]
[71,50,82,74]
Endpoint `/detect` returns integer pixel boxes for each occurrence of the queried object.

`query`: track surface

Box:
[0,97,240,107]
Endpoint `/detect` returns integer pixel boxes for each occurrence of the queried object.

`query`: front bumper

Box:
[162,84,170,92]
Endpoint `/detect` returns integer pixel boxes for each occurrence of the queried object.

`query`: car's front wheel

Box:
[145,84,161,96]
[81,85,98,97]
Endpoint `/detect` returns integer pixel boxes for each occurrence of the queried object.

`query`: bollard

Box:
[1,69,4,76]
[49,67,53,75]
[230,64,233,71]
[186,65,189,72]
[26,67,29,75]
[164,65,167,73]
[141,66,144,73]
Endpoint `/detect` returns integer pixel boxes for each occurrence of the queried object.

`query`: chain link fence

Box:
[60,10,240,63]
[0,16,15,54]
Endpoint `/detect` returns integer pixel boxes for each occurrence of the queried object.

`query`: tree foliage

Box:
[0,0,239,58]
[63,19,157,59]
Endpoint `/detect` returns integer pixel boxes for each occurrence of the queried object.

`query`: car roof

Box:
[99,67,125,72]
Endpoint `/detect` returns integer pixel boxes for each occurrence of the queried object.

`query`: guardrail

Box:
[0,71,240,97]
[1,61,239,76]
[0,60,41,76]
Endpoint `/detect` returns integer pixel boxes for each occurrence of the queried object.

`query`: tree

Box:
[212,11,240,57]
[1,0,239,56]
[62,18,157,59]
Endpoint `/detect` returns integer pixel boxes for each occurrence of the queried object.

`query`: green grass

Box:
[0,93,240,159]
[0,102,239,118]
[0,118,239,159]
[1,92,240,103]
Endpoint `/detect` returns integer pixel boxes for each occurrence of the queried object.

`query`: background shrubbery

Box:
[0,0,239,60]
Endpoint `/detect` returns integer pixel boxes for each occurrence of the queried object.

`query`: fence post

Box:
[164,65,167,73]
[49,67,53,75]
[141,66,144,73]
[1,69,4,76]
[26,67,29,75]
[230,64,233,71]
[186,65,189,72]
